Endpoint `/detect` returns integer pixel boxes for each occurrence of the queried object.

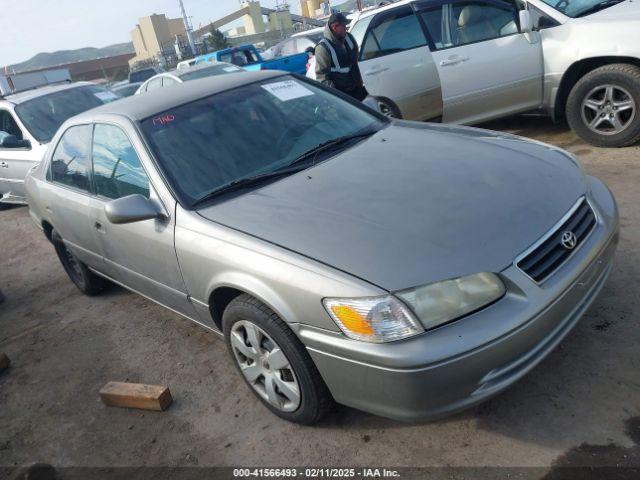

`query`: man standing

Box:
[315,12,368,101]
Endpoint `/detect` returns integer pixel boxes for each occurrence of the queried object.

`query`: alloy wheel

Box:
[230,320,301,412]
[581,84,636,136]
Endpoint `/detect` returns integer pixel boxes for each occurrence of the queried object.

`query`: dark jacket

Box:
[315,25,363,94]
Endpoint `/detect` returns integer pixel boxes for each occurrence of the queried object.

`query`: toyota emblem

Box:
[561,231,577,250]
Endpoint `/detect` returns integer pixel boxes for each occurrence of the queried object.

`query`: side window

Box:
[92,124,150,200]
[162,77,178,87]
[449,1,518,47]
[50,125,92,192]
[146,77,163,91]
[350,15,374,48]
[529,4,559,30]
[281,39,298,56]
[360,6,427,61]
[0,110,24,141]
[419,7,446,49]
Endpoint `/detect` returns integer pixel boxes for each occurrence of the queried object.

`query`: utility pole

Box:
[178,0,197,57]
[356,0,362,10]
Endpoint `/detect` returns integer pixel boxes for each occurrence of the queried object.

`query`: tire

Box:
[566,64,640,147]
[222,294,334,424]
[51,229,107,296]
[375,97,403,119]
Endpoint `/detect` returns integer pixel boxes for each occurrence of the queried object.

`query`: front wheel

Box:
[222,294,334,424]
[566,64,640,147]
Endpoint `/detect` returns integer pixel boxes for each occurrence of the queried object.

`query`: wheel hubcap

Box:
[581,84,636,136]
[230,320,301,412]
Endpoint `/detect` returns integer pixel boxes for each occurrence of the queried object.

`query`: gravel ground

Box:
[0,116,638,474]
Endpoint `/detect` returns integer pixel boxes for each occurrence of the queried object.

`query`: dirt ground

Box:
[0,116,639,474]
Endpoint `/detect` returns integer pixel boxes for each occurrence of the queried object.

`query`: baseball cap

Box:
[328,12,350,26]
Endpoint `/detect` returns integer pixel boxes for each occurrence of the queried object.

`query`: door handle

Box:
[0,161,8,168]
[364,67,390,76]
[439,56,469,66]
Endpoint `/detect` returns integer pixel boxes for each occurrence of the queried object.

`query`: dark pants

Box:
[343,85,369,102]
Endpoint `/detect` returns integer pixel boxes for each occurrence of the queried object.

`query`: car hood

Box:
[586,0,640,19]
[197,123,586,291]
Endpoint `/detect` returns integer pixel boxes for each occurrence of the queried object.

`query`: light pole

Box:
[178,0,197,56]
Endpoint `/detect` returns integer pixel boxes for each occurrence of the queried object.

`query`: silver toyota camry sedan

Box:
[26,71,619,424]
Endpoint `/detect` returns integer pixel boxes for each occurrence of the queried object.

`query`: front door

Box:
[88,122,196,318]
[0,109,38,203]
[417,0,544,124]
[356,4,443,121]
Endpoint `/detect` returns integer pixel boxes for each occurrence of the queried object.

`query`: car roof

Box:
[73,70,285,122]
[353,0,412,20]
[173,61,237,78]
[2,81,95,105]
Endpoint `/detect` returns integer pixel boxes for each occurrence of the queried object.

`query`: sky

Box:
[0,0,301,67]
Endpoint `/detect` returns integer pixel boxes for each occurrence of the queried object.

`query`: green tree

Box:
[207,27,229,51]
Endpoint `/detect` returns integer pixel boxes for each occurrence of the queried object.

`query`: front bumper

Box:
[295,177,619,421]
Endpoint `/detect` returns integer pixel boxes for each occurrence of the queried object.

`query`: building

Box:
[129,14,187,66]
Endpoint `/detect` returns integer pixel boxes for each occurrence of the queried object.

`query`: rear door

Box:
[417,0,544,124]
[88,122,197,318]
[356,5,443,121]
[45,124,103,268]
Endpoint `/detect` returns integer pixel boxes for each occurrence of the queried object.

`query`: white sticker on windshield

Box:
[94,91,119,102]
[224,66,241,72]
[261,80,314,102]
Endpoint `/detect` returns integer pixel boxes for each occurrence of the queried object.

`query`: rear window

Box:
[14,86,119,143]
[178,64,243,81]
[129,69,157,83]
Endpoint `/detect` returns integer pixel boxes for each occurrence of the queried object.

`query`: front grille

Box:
[517,198,596,283]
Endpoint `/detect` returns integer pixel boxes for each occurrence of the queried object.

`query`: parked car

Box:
[263,30,324,60]
[347,0,640,147]
[135,62,244,95]
[111,81,143,98]
[26,71,618,424]
[0,82,119,205]
[194,44,308,74]
[128,67,163,84]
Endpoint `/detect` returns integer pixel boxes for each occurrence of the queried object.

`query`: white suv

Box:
[0,82,118,205]
[348,0,640,146]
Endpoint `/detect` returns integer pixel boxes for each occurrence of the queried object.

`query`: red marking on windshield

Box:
[152,114,175,126]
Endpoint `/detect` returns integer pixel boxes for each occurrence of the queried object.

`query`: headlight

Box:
[397,272,505,330]
[323,295,424,343]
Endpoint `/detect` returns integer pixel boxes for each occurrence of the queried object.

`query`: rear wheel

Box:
[222,294,334,424]
[51,230,107,296]
[375,97,403,118]
[566,64,640,147]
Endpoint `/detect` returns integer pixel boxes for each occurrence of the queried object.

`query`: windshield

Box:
[140,76,385,206]
[178,64,243,81]
[15,85,119,142]
[539,0,624,17]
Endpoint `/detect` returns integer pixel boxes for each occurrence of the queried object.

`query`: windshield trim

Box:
[538,0,624,18]
[138,74,390,210]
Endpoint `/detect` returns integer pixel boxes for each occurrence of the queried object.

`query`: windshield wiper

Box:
[191,166,306,207]
[285,129,378,169]
[575,0,623,17]
[191,129,378,208]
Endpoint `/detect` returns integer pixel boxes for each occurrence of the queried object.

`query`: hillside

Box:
[7,42,134,73]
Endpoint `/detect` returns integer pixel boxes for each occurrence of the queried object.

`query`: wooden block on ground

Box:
[0,353,10,372]
[99,381,172,411]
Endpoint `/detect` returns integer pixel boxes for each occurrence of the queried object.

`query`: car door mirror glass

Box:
[104,194,163,224]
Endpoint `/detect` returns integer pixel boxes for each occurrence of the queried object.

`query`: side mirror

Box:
[104,194,163,224]
[1,134,30,149]
[519,10,534,33]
